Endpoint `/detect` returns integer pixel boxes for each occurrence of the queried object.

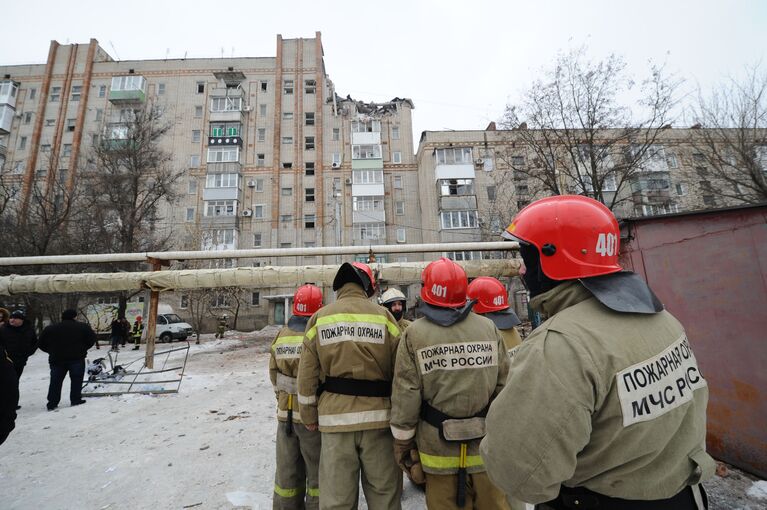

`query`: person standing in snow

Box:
[0,349,18,445]
[0,309,38,410]
[269,285,323,509]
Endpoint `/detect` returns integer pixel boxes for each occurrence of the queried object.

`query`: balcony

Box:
[353,209,386,224]
[208,135,242,147]
[206,161,241,173]
[352,131,381,145]
[435,163,475,181]
[0,104,13,134]
[109,75,146,104]
[200,214,240,229]
[209,96,245,122]
[202,186,240,201]
[439,195,477,211]
[0,81,19,109]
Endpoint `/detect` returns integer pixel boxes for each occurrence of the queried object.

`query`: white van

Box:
[156,313,194,342]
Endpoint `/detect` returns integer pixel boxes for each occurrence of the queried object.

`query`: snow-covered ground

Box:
[0,330,764,509]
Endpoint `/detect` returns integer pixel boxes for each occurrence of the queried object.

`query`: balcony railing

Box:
[109,75,147,104]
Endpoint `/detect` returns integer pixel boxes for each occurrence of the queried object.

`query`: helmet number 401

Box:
[296,303,307,312]
[595,233,617,257]
[431,284,448,298]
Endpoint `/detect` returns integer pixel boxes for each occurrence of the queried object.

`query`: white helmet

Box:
[381,288,406,306]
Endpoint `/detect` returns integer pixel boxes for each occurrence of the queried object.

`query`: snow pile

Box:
[747,480,767,500]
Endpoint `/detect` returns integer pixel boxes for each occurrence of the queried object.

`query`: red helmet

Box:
[420,257,468,308]
[467,277,509,314]
[292,284,323,316]
[135,316,142,322]
[332,262,377,297]
[503,195,622,280]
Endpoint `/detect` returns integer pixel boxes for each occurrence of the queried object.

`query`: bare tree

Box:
[689,65,767,204]
[82,100,183,317]
[498,46,681,213]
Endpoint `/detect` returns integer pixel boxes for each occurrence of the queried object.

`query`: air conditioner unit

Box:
[345,178,352,185]
[247,180,256,188]
[332,162,340,168]
[475,158,484,166]
[243,105,253,112]
[242,209,252,217]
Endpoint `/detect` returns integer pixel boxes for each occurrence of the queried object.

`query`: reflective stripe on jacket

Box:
[297,282,400,432]
[390,312,509,475]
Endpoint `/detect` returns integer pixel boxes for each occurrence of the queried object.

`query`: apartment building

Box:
[0,34,418,328]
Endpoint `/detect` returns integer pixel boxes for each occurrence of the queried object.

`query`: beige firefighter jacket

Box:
[480,281,715,504]
[390,312,510,475]
[499,327,522,359]
[269,324,307,423]
[397,318,412,331]
[297,283,401,433]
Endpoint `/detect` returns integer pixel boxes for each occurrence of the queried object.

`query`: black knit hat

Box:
[10,310,25,320]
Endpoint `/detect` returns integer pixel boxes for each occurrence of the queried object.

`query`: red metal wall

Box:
[620,206,767,478]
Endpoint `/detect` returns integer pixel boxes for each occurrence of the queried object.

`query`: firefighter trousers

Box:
[273,420,321,510]
[319,428,403,510]
[424,472,512,510]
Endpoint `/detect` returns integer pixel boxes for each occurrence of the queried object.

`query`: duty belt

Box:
[421,401,491,508]
[319,376,392,398]
[543,484,708,510]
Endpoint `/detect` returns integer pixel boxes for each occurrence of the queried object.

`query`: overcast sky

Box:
[2,0,765,144]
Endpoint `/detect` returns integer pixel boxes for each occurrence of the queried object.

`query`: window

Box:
[260,81,268,92]
[282,136,293,145]
[354,222,385,241]
[281,187,292,196]
[283,112,294,121]
[517,200,530,210]
[259,104,267,116]
[397,228,406,243]
[23,112,31,124]
[675,183,687,196]
[203,229,235,250]
[206,173,238,187]
[98,85,106,98]
[305,112,315,126]
[62,144,72,157]
[693,153,706,166]
[210,97,242,112]
[305,162,315,176]
[29,88,36,100]
[392,126,400,140]
[257,154,265,167]
[19,137,26,150]
[158,83,166,95]
[180,294,189,309]
[395,201,405,215]
[352,144,382,159]
[188,178,198,194]
[13,161,25,174]
[352,120,381,133]
[111,75,145,92]
[666,152,678,169]
[190,155,200,168]
[393,152,402,164]
[251,292,261,306]
[332,153,341,166]
[280,214,293,223]
[94,109,103,122]
[51,86,61,102]
[282,162,293,169]
[192,130,201,143]
[439,179,475,196]
[352,170,383,184]
[511,155,526,167]
[305,80,316,94]
[211,293,231,308]
[332,128,340,141]
[305,188,315,202]
[196,81,205,94]
[45,118,55,126]
[41,144,51,153]
[435,147,473,165]
[703,195,716,207]
[394,175,403,189]
[71,85,82,101]
[186,208,195,222]
[445,251,481,261]
[253,205,265,218]
[353,196,384,212]
[487,185,496,201]
[207,147,239,163]
[283,80,294,94]
[440,210,479,229]
[517,184,529,195]
[253,233,262,247]
[205,200,236,217]
[304,214,316,228]
[195,106,203,118]
[254,179,264,192]
[66,118,76,132]
[280,242,292,248]
[257,128,266,142]
[305,136,315,150]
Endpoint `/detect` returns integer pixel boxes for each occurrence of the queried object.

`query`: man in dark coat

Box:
[0,350,18,445]
[0,309,38,410]
[38,309,97,410]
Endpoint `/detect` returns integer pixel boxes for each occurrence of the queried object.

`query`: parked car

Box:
[156,314,194,343]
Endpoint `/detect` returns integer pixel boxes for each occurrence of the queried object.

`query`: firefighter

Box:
[297,262,402,509]
[391,257,511,510]
[215,315,228,339]
[270,284,323,509]
[131,316,144,351]
[480,195,714,509]
[381,288,411,330]
[467,277,523,359]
